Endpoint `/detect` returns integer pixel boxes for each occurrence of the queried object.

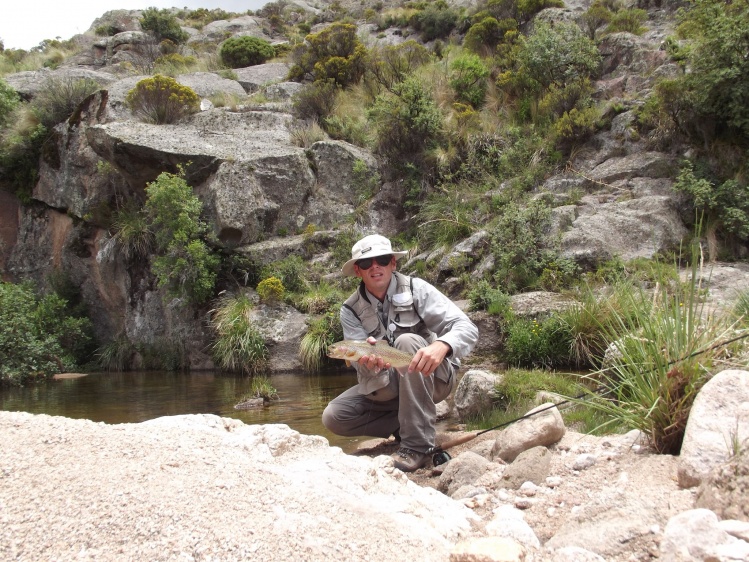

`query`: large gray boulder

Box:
[176,72,247,99]
[234,63,292,93]
[3,67,118,100]
[453,370,501,422]
[678,369,749,488]
[560,196,688,268]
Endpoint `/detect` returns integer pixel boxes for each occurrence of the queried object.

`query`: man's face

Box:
[354,255,395,299]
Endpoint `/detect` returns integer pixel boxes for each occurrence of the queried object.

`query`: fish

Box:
[327,340,413,371]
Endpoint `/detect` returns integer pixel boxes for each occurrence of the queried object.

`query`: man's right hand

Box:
[357,336,391,373]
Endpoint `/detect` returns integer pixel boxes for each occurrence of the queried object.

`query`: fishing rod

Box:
[426,328,749,466]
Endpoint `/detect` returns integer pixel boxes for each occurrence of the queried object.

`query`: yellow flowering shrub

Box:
[125,74,199,124]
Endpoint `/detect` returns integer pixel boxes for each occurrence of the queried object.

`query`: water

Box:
[0,369,368,453]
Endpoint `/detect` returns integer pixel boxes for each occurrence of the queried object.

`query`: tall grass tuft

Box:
[111,204,154,260]
[210,293,269,375]
[580,248,745,454]
[299,309,343,373]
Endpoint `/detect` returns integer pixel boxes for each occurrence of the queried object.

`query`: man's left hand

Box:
[408,341,451,376]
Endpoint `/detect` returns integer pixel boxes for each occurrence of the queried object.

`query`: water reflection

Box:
[0,369,367,453]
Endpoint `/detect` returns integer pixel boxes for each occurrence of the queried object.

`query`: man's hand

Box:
[409,340,451,376]
[356,336,391,373]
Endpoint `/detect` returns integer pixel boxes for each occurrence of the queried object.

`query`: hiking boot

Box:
[392,447,429,472]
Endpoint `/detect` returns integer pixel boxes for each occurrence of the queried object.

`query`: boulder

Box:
[678,369,749,488]
[491,403,566,463]
[176,72,247,99]
[695,447,749,522]
[248,301,310,372]
[439,451,492,496]
[453,370,501,421]
[510,291,577,319]
[660,509,749,562]
[234,62,292,93]
[497,446,552,489]
[560,196,688,268]
[3,67,118,100]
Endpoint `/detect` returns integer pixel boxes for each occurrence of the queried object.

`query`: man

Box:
[322,234,478,472]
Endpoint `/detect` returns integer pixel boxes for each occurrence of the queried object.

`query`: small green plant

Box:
[31,76,101,128]
[467,279,511,314]
[351,159,380,203]
[125,75,200,124]
[241,375,279,401]
[110,204,154,260]
[210,293,269,375]
[0,78,20,127]
[297,281,343,314]
[257,277,285,303]
[605,8,648,35]
[449,52,490,108]
[219,36,275,68]
[94,336,135,372]
[259,255,307,294]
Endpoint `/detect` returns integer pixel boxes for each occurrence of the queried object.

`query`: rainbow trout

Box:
[327,340,412,371]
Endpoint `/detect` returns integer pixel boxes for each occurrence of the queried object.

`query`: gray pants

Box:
[321,333,455,453]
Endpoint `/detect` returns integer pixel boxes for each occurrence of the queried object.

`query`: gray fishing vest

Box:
[342,272,435,346]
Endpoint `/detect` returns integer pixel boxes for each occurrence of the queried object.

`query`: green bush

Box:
[292,79,339,121]
[368,76,444,169]
[517,21,601,89]
[552,106,600,150]
[581,1,612,39]
[365,40,432,93]
[409,4,459,41]
[299,308,343,372]
[675,0,749,137]
[449,53,490,108]
[140,7,189,44]
[467,279,511,314]
[0,282,92,386]
[144,171,219,304]
[257,276,285,303]
[259,255,307,294]
[289,22,367,87]
[464,17,516,54]
[219,36,275,68]
[125,75,199,124]
[0,78,20,127]
[605,8,648,35]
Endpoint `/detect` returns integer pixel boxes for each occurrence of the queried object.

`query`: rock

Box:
[560,196,688,268]
[3,67,118,100]
[439,451,492,497]
[453,370,501,421]
[509,292,576,319]
[694,439,749,522]
[660,509,749,562]
[436,231,491,279]
[486,505,541,549]
[234,397,264,409]
[188,15,270,44]
[248,301,309,372]
[588,152,677,184]
[491,403,566,463]
[498,446,552,489]
[547,546,606,561]
[678,369,749,488]
[450,537,526,562]
[176,72,247,99]
[234,62,292,93]
[264,81,304,100]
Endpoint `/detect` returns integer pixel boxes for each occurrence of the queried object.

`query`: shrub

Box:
[365,40,432,93]
[144,171,219,304]
[464,17,516,54]
[125,75,199,124]
[219,36,275,68]
[449,53,490,108]
[289,22,367,87]
[210,293,269,375]
[516,0,564,22]
[517,21,601,89]
[0,281,92,386]
[409,4,459,41]
[154,53,198,75]
[368,76,444,168]
[292,79,339,121]
[259,255,307,294]
[0,78,20,127]
[581,1,612,39]
[552,106,601,150]
[140,7,189,44]
[605,8,648,35]
[467,279,511,314]
[257,276,285,303]
[31,76,100,128]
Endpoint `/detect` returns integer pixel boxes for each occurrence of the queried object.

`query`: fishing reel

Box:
[427,447,452,467]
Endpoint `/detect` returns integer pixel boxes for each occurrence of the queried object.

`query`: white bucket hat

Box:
[342,234,408,276]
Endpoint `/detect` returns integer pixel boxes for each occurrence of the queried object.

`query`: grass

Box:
[210,293,269,376]
[238,375,279,402]
[299,309,343,373]
[576,248,747,454]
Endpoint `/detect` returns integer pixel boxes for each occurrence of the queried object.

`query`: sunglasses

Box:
[356,255,393,270]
